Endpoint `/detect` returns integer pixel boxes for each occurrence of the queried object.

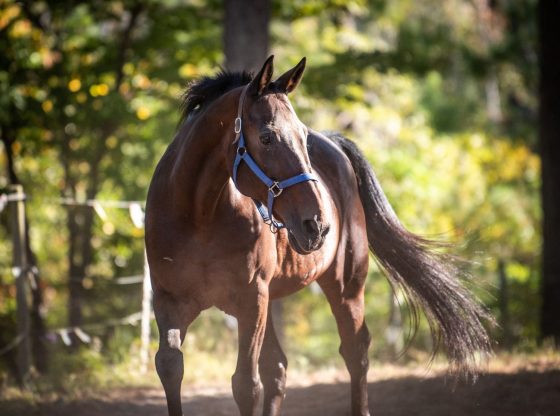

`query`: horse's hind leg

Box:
[153,290,200,416]
[319,276,371,416]
[232,281,269,416]
[259,305,288,416]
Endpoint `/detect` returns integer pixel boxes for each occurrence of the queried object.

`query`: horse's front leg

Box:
[320,277,371,416]
[259,304,288,416]
[153,290,201,416]
[232,280,269,416]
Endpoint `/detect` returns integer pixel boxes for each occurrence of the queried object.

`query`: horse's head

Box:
[229,56,330,254]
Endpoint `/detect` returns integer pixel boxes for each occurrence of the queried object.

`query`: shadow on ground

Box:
[3,369,560,415]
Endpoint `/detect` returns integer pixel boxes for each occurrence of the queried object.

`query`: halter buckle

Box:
[269,182,283,198]
[234,117,242,134]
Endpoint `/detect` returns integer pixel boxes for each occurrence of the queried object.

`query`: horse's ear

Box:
[248,55,274,96]
[273,57,306,94]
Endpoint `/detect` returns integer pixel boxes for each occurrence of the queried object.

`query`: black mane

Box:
[180,70,253,121]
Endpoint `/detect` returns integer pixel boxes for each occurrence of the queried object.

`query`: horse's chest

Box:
[180,230,275,279]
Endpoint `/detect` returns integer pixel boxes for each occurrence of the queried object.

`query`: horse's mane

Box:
[180,70,253,122]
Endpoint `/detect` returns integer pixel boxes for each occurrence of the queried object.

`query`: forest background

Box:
[0,0,557,394]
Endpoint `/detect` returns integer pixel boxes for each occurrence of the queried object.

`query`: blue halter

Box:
[232,86,318,233]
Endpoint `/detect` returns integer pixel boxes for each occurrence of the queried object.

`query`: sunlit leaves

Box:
[178,63,198,79]
[89,84,109,97]
[0,3,21,30]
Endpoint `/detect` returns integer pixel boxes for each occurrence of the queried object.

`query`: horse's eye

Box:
[260,134,272,145]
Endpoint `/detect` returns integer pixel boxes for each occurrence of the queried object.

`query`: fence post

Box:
[140,250,152,373]
[9,184,31,385]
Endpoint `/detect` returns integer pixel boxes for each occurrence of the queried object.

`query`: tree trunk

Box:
[0,126,48,373]
[223,0,271,72]
[64,144,102,345]
[66,205,96,331]
[539,0,560,345]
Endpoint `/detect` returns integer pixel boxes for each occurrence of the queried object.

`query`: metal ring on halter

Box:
[234,117,242,134]
[268,182,283,198]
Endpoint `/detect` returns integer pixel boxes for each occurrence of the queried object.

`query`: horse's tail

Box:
[328,133,492,376]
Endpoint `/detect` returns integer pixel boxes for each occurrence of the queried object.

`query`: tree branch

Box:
[115,3,144,90]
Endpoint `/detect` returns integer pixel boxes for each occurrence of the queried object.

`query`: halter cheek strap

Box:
[231,86,318,233]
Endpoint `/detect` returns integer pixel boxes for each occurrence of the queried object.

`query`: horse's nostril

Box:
[303,216,329,240]
[303,218,320,237]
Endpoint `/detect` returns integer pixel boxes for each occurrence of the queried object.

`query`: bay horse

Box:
[145,55,491,416]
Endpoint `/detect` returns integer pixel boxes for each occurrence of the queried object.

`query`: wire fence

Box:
[0,188,153,372]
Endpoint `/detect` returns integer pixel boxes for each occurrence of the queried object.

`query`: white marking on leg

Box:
[167,329,181,350]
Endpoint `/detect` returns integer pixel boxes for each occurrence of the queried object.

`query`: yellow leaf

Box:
[42,100,53,112]
[0,5,21,31]
[179,63,198,79]
[90,84,109,96]
[10,19,30,38]
[136,106,151,120]
[96,83,109,96]
[68,78,81,92]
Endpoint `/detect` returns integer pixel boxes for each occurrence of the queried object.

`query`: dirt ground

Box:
[3,364,560,415]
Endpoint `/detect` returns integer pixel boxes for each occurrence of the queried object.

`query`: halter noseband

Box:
[232,85,318,233]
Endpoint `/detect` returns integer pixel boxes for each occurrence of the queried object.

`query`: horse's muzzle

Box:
[288,216,330,254]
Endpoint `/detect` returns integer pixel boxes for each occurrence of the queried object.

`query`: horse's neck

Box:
[171,109,235,226]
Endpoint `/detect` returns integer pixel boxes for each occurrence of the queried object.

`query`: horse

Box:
[145,55,491,416]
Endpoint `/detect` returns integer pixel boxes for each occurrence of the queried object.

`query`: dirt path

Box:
[4,367,560,416]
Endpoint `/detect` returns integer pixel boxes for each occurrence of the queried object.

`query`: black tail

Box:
[328,133,492,376]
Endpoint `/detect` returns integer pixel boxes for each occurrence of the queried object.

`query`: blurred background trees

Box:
[0,0,549,387]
